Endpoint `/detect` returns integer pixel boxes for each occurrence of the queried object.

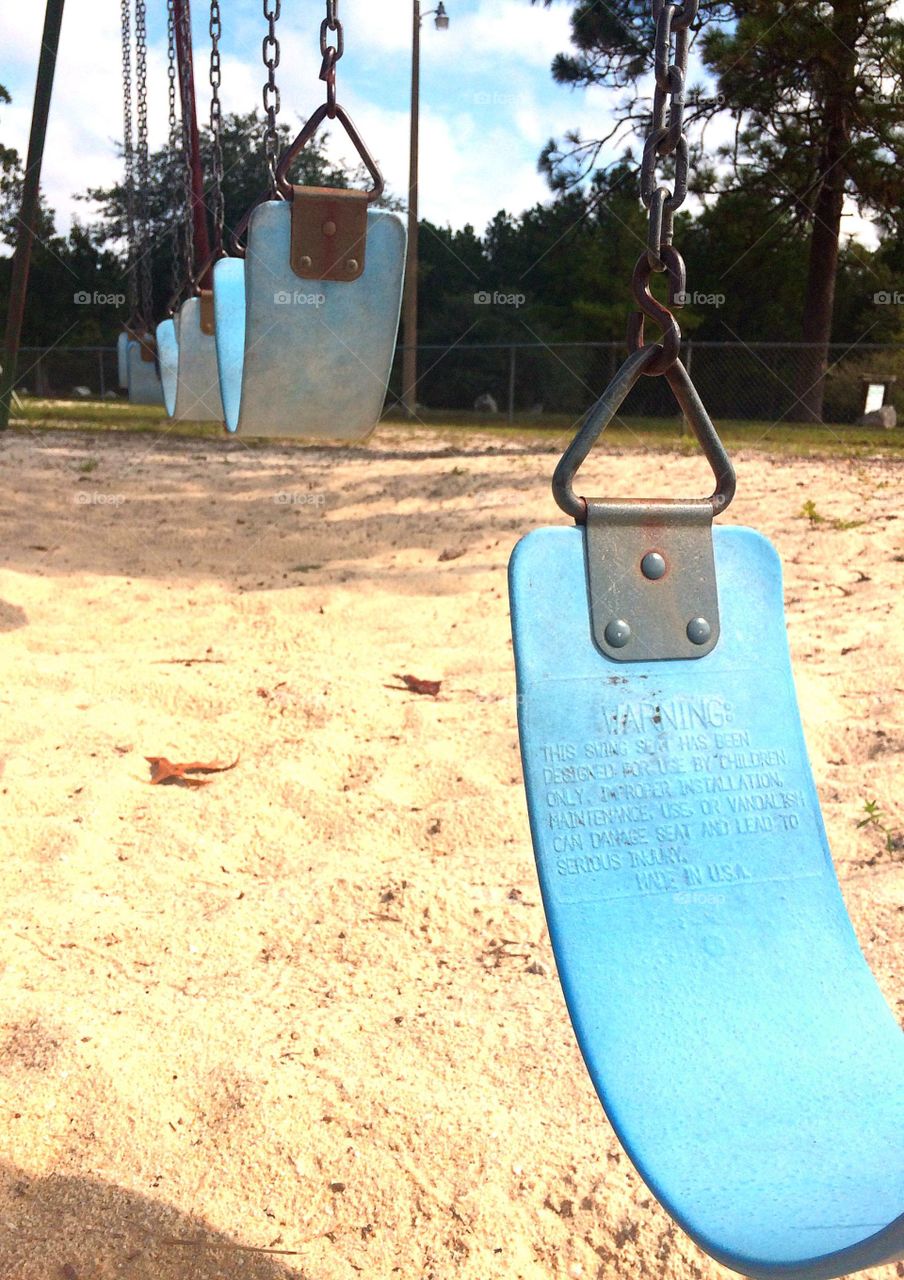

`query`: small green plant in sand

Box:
[798,499,864,531]
[856,799,902,855]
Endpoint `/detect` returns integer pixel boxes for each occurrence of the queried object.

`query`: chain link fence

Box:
[389,341,904,425]
[16,347,121,402]
[12,341,904,425]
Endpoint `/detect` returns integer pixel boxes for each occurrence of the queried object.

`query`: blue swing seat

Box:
[125,339,164,406]
[509,522,904,1280]
[156,296,224,422]
[116,330,130,390]
[213,200,406,440]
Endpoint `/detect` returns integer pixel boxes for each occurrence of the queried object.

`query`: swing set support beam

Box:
[0,0,66,431]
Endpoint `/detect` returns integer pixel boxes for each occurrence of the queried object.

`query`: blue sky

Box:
[0,0,880,248]
[0,0,609,238]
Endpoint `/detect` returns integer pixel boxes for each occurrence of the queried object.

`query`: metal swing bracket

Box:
[275,102,384,286]
[290,185,369,283]
[199,290,215,336]
[553,346,736,664]
[585,500,720,661]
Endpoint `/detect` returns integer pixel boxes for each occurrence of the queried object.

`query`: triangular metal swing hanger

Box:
[275,102,385,204]
[552,345,737,522]
[552,345,737,663]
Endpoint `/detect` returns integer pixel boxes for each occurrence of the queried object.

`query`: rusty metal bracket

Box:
[290,185,368,283]
[584,500,720,662]
[199,289,215,335]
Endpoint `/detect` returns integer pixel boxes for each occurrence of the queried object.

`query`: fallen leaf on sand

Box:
[145,756,240,788]
[390,674,442,698]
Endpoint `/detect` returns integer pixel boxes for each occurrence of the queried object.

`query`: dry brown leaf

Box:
[145,756,240,788]
[391,674,442,698]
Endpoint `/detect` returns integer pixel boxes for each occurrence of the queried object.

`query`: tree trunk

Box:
[790,0,859,422]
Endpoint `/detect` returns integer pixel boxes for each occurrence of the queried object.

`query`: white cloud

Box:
[346,0,572,62]
[0,0,573,241]
[334,93,554,231]
[1,0,173,235]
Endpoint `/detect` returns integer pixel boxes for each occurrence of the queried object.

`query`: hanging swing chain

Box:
[167,0,185,312]
[320,0,344,117]
[177,0,197,291]
[134,0,154,330]
[552,0,736,520]
[262,0,282,191]
[209,0,226,251]
[626,0,699,376]
[271,0,382,202]
[120,0,138,321]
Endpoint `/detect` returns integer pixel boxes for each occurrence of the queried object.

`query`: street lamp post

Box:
[402,1,448,420]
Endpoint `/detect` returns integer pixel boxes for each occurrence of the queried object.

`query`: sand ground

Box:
[0,424,901,1280]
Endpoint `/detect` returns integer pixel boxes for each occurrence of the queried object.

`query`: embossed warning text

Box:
[533,687,822,903]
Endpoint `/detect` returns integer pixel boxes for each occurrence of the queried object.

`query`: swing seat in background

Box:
[213,199,405,440]
[116,330,130,389]
[125,338,164,406]
[156,294,224,422]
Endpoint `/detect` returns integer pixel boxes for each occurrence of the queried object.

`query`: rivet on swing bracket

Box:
[585,501,720,662]
[290,186,369,282]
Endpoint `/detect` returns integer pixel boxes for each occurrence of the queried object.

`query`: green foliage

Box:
[532,0,904,224]
[0,83,25,245]
[530,0,904,420]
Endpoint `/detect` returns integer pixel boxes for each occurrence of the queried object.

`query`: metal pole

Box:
[173,0,212,289]
[401,1,421,419]
[97,349,106,399]
[507,345,516,423]
[0,0,66,430]
[682,338,692,437]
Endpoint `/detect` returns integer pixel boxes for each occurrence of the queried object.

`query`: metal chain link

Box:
[624,0,700,373]
[262,0,281,190]
[134,0,154,327]
[320,0,344,116]
[178,0,197,289]
[167,0,184,309]
[209,0,225,249]
[639,0,698,271]
[120,0,138,319]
